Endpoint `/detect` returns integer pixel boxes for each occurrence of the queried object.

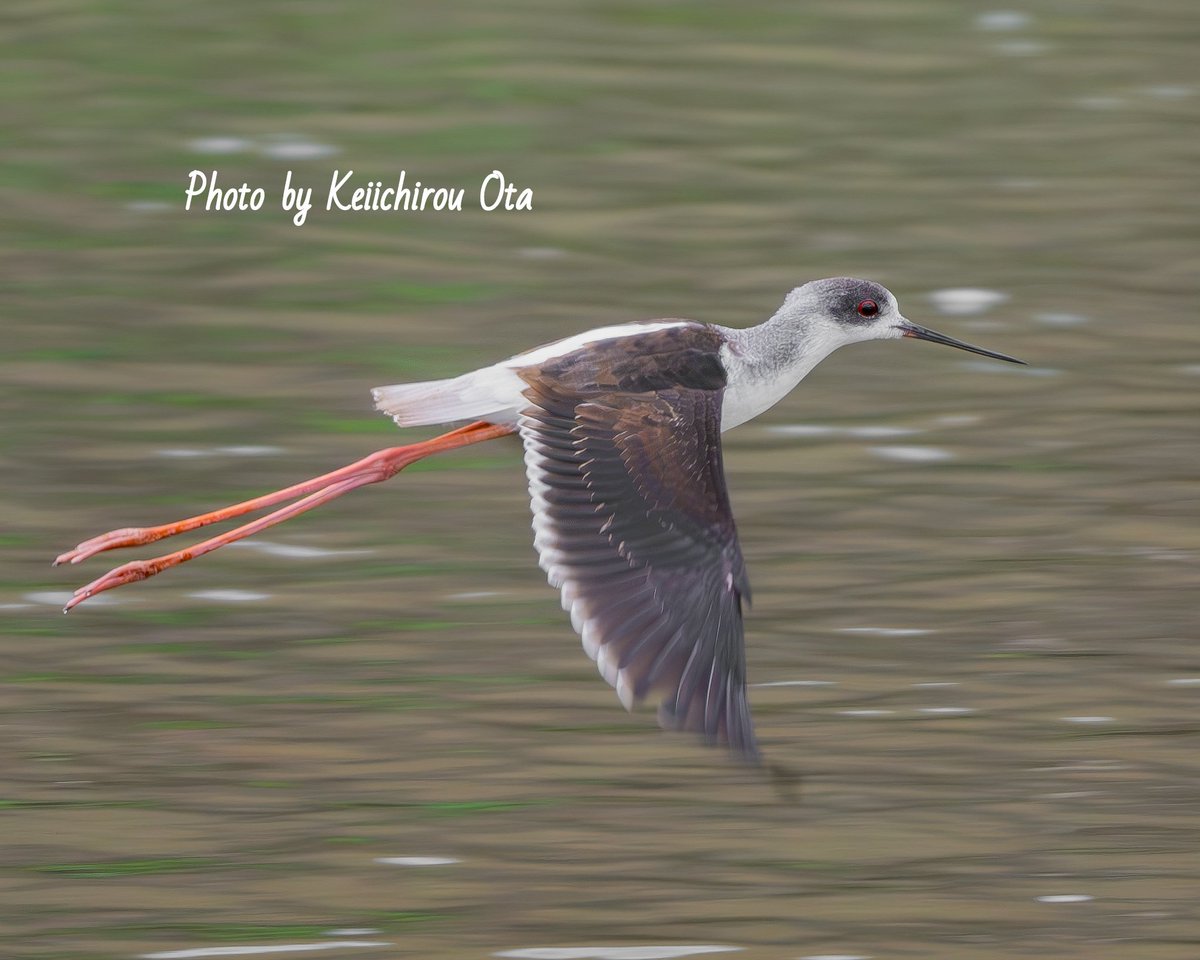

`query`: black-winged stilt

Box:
[56,277,1023,760]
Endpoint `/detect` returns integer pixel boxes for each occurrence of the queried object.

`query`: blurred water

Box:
[3,1,1199,958]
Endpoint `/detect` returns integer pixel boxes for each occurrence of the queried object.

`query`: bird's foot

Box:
[63,558,167,612]
[54,527,164,566]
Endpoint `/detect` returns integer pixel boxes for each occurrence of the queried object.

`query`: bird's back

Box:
[372,319,727,428]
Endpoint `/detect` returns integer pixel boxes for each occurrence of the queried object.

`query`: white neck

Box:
[716,315,846,431]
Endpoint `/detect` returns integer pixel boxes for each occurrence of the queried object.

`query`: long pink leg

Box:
[58,420,515,612]
[54,419,504,566]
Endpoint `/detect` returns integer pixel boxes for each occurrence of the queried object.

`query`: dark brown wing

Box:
[518,329,758,760]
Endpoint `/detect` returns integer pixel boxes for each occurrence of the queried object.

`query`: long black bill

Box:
[898,321,1026,364]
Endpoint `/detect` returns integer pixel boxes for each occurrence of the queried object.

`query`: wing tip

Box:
[657,696,761,764]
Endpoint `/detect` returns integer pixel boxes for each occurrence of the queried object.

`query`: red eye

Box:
[857,299,879,318]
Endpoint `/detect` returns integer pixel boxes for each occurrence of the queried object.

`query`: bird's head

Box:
[782,277,1025,364]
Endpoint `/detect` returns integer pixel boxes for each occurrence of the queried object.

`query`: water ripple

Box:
[495,948,741,960]
[142,942,392,959]
[975,10,1031,31]
[928,288,1008,315]
[869,445,953,463]
[838,627,932,637]
[188,590,271,603]
[230,541,373,560]
[186,136,251,155]
[753,679,837,688]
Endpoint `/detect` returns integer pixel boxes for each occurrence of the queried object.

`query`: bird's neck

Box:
[717,313,843,431]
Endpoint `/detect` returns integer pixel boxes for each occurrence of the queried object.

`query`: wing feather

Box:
[517,357,759,760]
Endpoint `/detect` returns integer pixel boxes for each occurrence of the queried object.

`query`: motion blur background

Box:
[3,2,1199,958]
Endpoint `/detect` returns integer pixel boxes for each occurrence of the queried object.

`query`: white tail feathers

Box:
[371,366,524,427]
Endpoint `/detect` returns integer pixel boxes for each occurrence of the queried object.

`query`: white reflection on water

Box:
[495,948,741,960]
[188,589,271,603]
[1030,760,1130,772]
[800,955,871,960]
[186,136,251,155]
[1036,894,1094,904]
[187,135,338,162]
[230,541,374,560]
[846,425,918,438]
[158,446,286,458]
[975,10,1031,31]
[142,942,391,959]
[259,136,339,161]
[869,445,953,463]
[219,445,288,456]
[1127,546,1192,562]
[838,627,932,637]
[374,855,459,866]
[1060,716,1114,724]
[26,590,118,607]
[927,288,1008,315]
[1146,85,1192,99]
[753,679,837,688]
[961,361,1060,377]
[767,424,919,439]
[1032,311,1089,326]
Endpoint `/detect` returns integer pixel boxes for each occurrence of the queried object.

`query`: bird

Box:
[55,277,1023,762]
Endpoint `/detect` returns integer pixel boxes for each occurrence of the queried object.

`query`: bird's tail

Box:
[371,367,521,427]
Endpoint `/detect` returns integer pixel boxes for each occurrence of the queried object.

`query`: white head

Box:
[780,277,1024,363]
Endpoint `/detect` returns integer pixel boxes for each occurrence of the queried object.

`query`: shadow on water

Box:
[3,2,1200,958]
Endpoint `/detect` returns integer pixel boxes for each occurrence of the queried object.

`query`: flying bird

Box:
[55,278,1023,761]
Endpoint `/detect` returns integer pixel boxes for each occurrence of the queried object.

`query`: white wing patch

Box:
[503,321,689,369]
[372,322,691,429]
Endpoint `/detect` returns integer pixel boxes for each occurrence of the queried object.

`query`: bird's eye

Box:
[856,299,880,319]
